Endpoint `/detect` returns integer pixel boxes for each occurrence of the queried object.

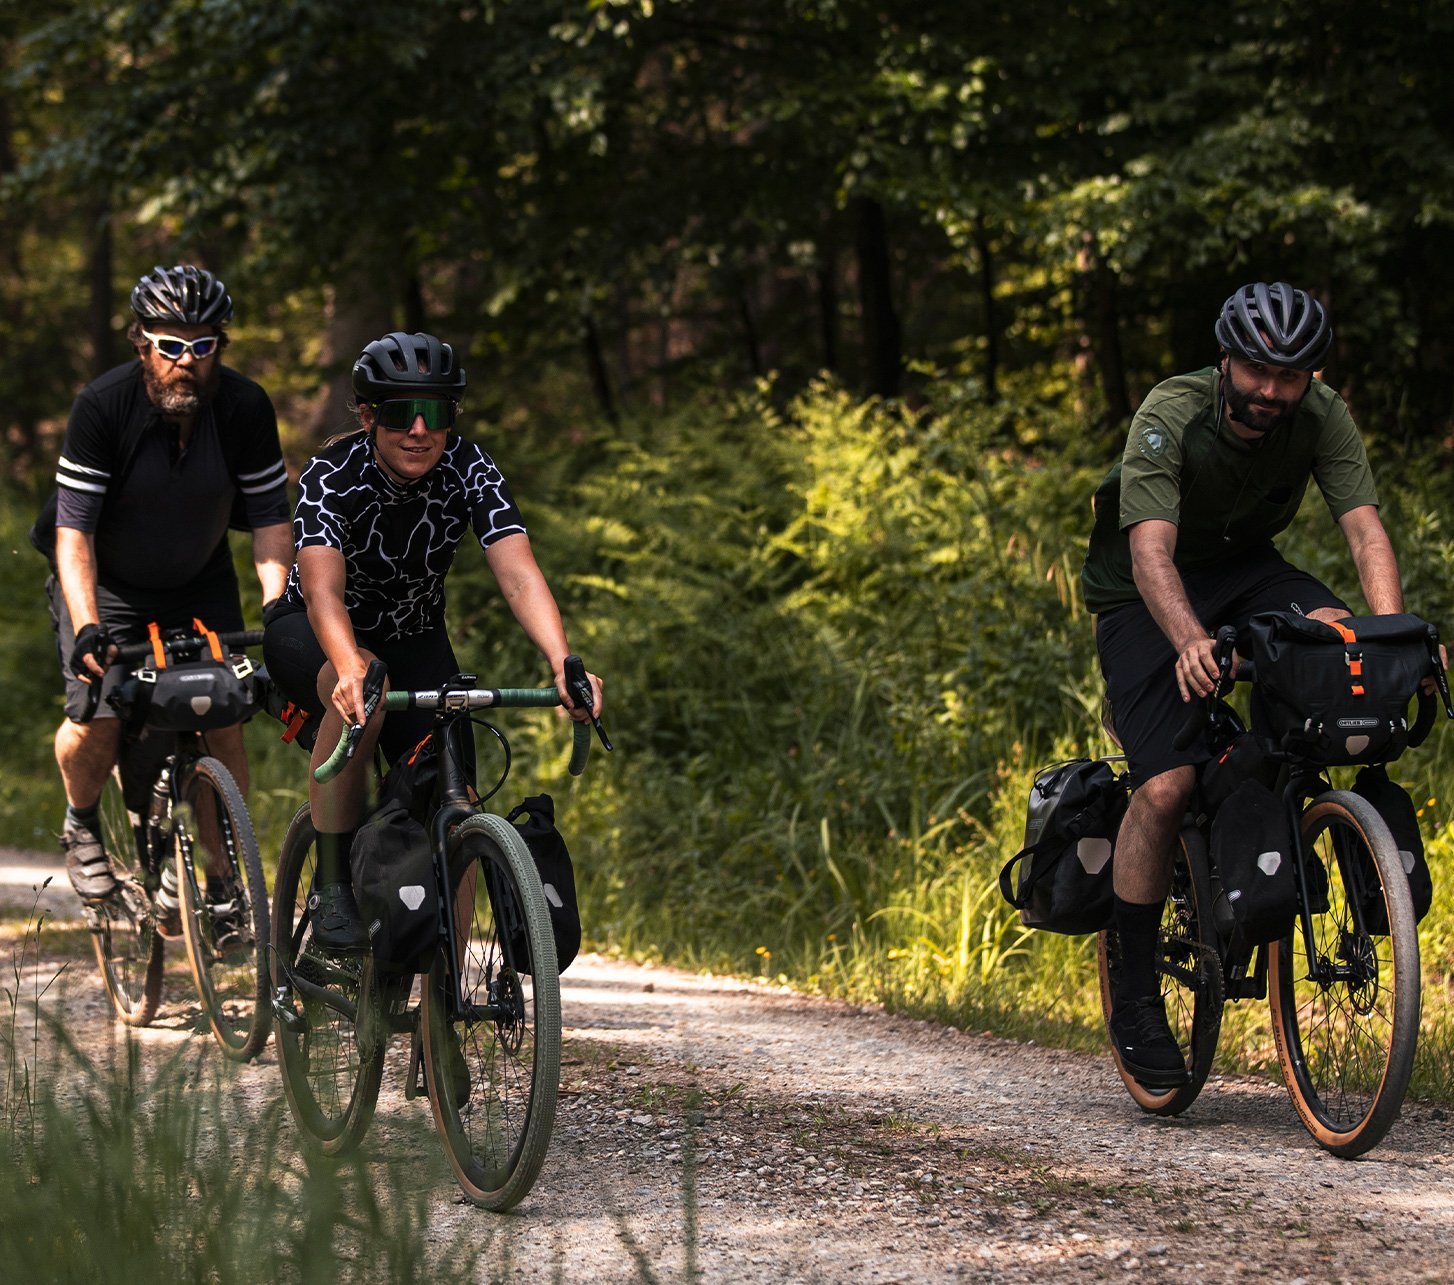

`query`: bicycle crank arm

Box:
[275,955,359,1025]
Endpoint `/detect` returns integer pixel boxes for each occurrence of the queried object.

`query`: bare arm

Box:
[250,522,294,605]
[297,545,371,724]
[485,533,602,719]
[55,525,112,679]
[1128,519,1219,700]
[1337,504,1403,615]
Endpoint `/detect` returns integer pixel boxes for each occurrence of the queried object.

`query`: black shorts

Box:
[49,570,245,723]
[262,606,460,766]
[1096,545,1347,784]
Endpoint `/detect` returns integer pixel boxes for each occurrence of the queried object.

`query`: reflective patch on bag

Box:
[1257,850,1284,877]
[1076,837,1112,875]
[399,885,426,911]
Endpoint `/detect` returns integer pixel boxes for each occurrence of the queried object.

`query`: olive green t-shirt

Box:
[1079,368,1378,614]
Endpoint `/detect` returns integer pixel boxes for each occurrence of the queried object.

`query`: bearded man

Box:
[1079,280,1409,1092]
[49,264,292,906]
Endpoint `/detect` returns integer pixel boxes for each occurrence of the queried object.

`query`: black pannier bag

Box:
[1210,777,1297,946]
[350,797,441,975]
[108,621,257,732]
[505,794,581,973]
[1342,765,1433,932]
[1200,731,1280,816]
[1246,610,1435,766]
[999,759,1128,935]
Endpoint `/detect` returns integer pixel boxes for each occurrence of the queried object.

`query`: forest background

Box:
[4,0,1454,1090]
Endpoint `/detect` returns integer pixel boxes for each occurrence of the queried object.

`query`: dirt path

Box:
[4,848,1452,1282]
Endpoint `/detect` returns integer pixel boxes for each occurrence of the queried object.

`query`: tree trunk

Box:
[851,195,902,398]
[1082,232,1130,426]
[308,268,399,441]
[972,213,999,403]
[87,202,115,379]
[735,273,763,379]
[581,301,618,424]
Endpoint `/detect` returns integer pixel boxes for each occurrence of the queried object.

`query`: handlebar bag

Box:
[504,793,581,973]
[1210,777,1297,947]
[351,797,441,976]
[1246,611,1434,766]
[109,658,257,731]
[998,759,1127,935]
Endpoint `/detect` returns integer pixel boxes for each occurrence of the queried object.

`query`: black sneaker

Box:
[61,822,118,901]
[1109,992,1190,1090]
[307,882,369,954]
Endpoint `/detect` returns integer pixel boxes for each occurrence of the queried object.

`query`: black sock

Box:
[66,802,101,830]
[206,875,228,901]
[1113,895,1165,999]
[316,829,358,887]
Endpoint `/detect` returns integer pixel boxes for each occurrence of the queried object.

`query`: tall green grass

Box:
[6,381,1454,1092]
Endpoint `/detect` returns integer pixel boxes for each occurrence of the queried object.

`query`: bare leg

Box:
[1112,765,1195,904]
[55,718,123,809]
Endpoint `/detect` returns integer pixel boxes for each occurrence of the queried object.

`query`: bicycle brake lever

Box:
[342,658,389,763]
[1426,624,1454,719]
[564,654,613,753]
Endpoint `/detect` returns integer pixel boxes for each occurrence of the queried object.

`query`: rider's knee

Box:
[1134,765,1195,818]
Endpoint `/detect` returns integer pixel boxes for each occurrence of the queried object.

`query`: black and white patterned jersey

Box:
[278,431,526,636]
[54,361,289,590]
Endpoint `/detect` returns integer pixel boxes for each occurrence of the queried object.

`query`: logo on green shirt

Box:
[1138,425,1167,458]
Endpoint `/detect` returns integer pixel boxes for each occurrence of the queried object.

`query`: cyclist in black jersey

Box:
[52,264,291,906]
[262,331,603,951]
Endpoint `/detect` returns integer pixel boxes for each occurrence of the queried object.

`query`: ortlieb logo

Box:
[1335,717,1380,730]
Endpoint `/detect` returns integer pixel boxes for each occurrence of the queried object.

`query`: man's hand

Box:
[69,622,115,683]
[1174,636,1220,702]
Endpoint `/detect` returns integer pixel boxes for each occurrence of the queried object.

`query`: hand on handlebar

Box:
[555,660,603,723]
[1174,635,1222,702]
[70,623,117,684]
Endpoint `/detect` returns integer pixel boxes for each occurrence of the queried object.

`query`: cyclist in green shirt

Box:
[1080,281,1409,1091]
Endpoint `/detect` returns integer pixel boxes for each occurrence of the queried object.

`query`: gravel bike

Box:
[85,624,272,1061]
[269,656,607,1211]
[1098,620,1450,1157]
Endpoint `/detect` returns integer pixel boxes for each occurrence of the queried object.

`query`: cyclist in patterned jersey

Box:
[262,330,603,952]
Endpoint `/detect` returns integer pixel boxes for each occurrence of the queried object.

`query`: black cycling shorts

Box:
[1096,544,1347,785]
[48,570,245,723]
[262,606,460,767]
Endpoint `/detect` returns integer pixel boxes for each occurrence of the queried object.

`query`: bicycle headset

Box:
[1214,280,1332,371]
[130,264,234,327]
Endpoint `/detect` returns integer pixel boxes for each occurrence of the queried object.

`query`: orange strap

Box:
[147,621,166,669]
[1329,619,1365,697]
[193,617,225,663]
[278,701,310,744]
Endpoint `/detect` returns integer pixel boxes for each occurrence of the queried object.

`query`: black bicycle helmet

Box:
[351,331,467,402]
[129,264,234,326]
[1214,280,1332,371]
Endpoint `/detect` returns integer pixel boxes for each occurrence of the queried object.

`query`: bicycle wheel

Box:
[90,766,165,1026]
[1098,826,1224,1116]
[421,811,561,1211]
[175,755,271,1061]
[272,805,383,1155]
[1268,789,1419,1158]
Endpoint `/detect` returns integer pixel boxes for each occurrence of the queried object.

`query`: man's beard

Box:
[1223,377,1300,435]
[142,361,220,415]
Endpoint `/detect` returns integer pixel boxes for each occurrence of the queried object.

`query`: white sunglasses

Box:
[141,329,221,360]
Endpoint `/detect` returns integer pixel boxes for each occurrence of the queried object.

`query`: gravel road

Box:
[4,847,1452,1282]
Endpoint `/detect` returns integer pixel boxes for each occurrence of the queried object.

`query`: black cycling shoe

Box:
[1108,992,1189,1090]
[61,822,118,901]
[307,882,369,954]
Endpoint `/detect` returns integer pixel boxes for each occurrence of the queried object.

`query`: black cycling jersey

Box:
[54,361,289,590]
[276,430,526,636]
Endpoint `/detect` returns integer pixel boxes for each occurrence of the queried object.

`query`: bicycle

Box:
[83,624,273,1062]
[1097,619,1450,1157]
[269,655,608,1211]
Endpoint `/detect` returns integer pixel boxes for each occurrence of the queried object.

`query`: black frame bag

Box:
[506,794,581,972]
[1246,610,1435,766]
[999,759,1128,935]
